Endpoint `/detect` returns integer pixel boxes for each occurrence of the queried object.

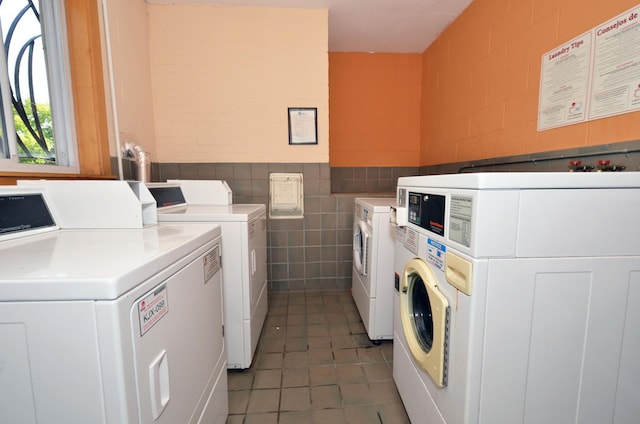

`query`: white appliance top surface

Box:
[0,224,220,302]
[157,203,266,222]
[398,172,640,189]
[356,197,397,211]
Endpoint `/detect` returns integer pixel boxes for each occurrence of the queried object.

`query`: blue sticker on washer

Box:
[426,238,446,271]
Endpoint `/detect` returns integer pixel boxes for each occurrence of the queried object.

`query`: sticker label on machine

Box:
[449,196,472,248]
[138,285,169,336]
[427,238,446,271]
[203,245,221,283]
[395,225,405,242]
[402,227,419,255]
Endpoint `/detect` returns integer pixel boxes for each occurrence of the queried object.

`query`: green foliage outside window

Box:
[13,100,55,164]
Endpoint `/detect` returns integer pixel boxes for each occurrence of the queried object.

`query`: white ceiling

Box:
[155,0,474,53]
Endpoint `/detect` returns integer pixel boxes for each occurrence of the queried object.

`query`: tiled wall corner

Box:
[113,140,640,293]
[331,166,420,193]
[150,162,353,292]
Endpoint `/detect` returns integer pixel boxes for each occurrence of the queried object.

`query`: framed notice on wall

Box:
[288,107,318,145]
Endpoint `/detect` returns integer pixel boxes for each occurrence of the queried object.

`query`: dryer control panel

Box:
[408,192,446,236]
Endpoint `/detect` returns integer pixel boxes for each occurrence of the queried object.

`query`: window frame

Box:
[0,0,112,184]
[0,0,79,173]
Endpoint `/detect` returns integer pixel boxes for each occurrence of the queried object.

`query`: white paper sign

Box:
[538,33,592,130]
[138,285,169,336]
[538,5,640,131]
[588,6,640,119]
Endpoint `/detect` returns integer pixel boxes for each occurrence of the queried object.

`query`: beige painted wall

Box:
[147,5,329,163]
[103,0,158,160]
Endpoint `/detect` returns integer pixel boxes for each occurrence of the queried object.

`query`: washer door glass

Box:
[410,276,433,352]
[352,220,369,276]
[400,258,450,387]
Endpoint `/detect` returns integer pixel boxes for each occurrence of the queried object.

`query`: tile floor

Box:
[226,290,410,423]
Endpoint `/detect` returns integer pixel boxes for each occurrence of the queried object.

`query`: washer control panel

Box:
[408,192,446,236]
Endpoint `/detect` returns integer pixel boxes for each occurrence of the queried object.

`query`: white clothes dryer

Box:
[147,182,268,369]
[0,182,228,424]
[393,172,640,424]
[352,197,396,340]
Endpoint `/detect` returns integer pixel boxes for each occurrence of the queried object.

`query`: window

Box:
[0,0,77,173]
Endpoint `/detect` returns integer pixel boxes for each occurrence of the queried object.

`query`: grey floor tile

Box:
[352,333,373,348]
[307,294,324,304]
[311,384,342,409]
[266,314,287,327]
[380,342,393,362]
[282,368,310,387]
[337,364,366,384]
[310,365,338,386]
[228,370,254,390]
[362,362,393,382]
[340,383,373,406]
[280,387,311,411]
[309,348,334,365]
[287,314,307,326]
[253,369,281,389]
[228,390,250,414]
[343,405,381,424]
[369,381,403,405]
[246,388,280,413]
[324,303,345,313]
[305,303,325,314]
[307,312,328,324]
[307,323,330,337]
[256,352,283,369]
[279,410,313,424]
[226,290,409,423]
[329,322,351,336]
[333,348,359,364]
[327,312,349,323]
[289,294,306,305]
[346,310,363,322]
[308,335,332,350]
[285,336,308,352]
[331,334,355,349]
[243,412,278,424]
[284,351,309,368]
[348,321,367,334]
[269,305,287,315]
[287,325,306,338]
[261,325,286,340]
[356,346,384,363]
[377,402,411,423]
[260,338,286,353]
[313,408,346,423]
[225,414,245,424]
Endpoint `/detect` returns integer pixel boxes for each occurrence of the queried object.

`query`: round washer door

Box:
[400,258,450,387]
[352,219,369,276]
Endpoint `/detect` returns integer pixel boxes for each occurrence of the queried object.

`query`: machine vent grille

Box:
[442,305,451,387]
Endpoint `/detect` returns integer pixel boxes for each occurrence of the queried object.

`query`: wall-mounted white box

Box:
[269,173,303,219]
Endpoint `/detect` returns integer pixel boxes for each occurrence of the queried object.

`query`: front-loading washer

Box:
[0,181,228,424]
[147,182,267,369]
[352,197,396,340]
[393,172,640,424]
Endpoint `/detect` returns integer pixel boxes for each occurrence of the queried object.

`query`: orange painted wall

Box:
[421,0,640,166]
[329,53,422,167]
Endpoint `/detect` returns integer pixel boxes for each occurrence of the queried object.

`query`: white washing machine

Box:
[0,181,228,424]
[392,172,640,424]
[352,197,396,340]
[147,181,268,369]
